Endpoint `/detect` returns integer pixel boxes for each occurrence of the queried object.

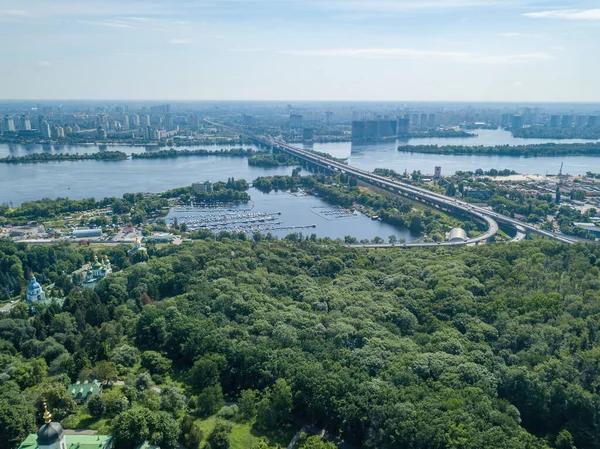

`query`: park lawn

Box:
[196,416,297,449]
[61,408,112,434]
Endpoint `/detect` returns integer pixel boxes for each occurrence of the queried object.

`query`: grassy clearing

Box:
[196,415,297,449]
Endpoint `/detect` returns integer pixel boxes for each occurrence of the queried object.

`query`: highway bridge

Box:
[207,120,575,246]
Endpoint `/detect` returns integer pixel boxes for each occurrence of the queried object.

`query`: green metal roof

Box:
[18,433,112,449]
[67,379,102,401]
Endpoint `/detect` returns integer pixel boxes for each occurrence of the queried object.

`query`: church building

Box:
[26,276,46,303]
[82,254,113,289]
[18,402,113,449]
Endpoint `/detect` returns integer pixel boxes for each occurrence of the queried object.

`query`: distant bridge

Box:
[207,120,576,247]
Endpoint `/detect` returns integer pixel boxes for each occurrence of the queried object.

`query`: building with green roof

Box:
[18,402,113,449]
[18,432,113,449]
[67,380,102,404]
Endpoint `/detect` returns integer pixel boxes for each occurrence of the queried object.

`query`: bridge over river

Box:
[207,120,576,247]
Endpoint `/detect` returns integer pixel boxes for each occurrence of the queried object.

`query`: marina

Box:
[164,188,415,241]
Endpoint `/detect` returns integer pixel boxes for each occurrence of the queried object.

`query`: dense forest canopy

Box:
[1,237,600,449]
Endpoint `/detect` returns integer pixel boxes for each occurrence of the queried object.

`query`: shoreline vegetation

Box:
[512,127,600,140]
[0,148,258,164]
[398,142,600,156]
[247,153,300,167]
[130,148,256,159]
[0,136,253,146]
[0,151,128,163]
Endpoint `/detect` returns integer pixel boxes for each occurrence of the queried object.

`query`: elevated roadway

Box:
[207,120,575,246]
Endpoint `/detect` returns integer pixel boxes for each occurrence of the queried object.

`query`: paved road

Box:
[207,120,575,246]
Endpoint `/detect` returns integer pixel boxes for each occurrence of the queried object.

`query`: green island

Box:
[131,148,256,159]
[0,151,128,164]
[512,127,600,140]
[247,153,300,167]
[1,234,600,449]
[398,142,600,156]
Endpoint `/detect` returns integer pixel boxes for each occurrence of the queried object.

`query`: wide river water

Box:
[1,128,598,239]
[306,128,600,177]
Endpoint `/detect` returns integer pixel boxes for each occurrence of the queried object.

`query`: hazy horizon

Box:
[1,0,599,101]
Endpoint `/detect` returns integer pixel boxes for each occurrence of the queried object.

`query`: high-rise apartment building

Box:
[290,114,303,128]
[561,115,573,128]
[397,118,410,135]
[3,116,15,132]
[40,121,51,138]
[511,115,524,129]
[21,115,31,130]
[575,115,588,128]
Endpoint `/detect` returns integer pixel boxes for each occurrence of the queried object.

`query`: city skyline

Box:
[0,0,599,101]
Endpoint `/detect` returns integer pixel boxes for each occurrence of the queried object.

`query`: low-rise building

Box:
[72,228,103,238]
[67,380,102,405]
[448,227,468,243]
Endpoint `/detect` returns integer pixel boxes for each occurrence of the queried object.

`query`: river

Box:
[1,127,598,216]
[306,128,599,177]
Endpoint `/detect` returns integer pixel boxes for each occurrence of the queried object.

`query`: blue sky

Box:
[0,0,598,101]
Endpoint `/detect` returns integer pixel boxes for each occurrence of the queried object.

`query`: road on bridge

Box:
[206,120,575,247]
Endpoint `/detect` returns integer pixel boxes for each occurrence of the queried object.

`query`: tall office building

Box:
[501,114,512,127]
[143,114,151,126]
[434,166,442,181]
[290,114,303,128]
[550,115,560,128]
[420,114,428,129]
[511,115,524,129]
[122,114,130,130]
[561,115,573,128]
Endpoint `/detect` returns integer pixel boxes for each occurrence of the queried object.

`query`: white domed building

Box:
[26,276,46,303]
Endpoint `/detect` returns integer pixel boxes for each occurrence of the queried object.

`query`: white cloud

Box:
[77,19,133,28]
[35,61,51,69]
[308,0,518,12]
[0,9,26,16]
[524,9,600,20]
[229,48,268,52]
[500,31,545,39]
[168,38,191,44]
[280,48,554,64]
